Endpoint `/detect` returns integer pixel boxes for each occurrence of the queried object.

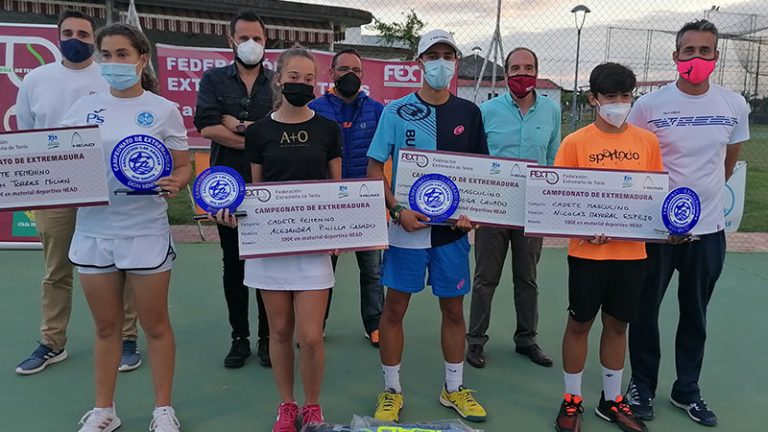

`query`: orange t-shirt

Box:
[554,123,664,260]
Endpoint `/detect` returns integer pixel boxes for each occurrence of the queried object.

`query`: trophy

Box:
[408,173,460,224]
[111,134,172,195]
[192,166,247,221]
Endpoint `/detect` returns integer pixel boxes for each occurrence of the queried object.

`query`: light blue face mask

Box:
[100,61,141,91]
[422,59,455,90]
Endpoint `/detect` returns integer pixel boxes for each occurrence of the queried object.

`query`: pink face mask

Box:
[676,57,716,85]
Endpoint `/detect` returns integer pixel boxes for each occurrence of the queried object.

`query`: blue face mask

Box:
[60,38,94,63]
[422,59,455,90]
[100,61,141,91]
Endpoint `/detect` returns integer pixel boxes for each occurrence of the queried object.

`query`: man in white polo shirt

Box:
[625,19,749,427]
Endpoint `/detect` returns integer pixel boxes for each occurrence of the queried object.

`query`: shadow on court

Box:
[1,244,765,431]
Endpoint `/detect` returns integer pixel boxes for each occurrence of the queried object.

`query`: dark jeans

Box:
[217,224,268,341]
[629,231,726,401]
[467,227,543,348]
[329,250,384,334]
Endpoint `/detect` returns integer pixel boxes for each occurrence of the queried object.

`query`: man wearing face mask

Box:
[194,9,273,369]
[466,47,560,369]
[367,29,489,423]
[308,49,385,347]
[625,20,750,427]
[14,10,142,376]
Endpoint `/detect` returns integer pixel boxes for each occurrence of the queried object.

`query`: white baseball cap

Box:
[416,29,459,57]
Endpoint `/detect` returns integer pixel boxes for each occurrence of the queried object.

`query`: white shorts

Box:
[244,253,334,291]
[70,232,176,275]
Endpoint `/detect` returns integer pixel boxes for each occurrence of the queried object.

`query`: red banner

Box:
[0,23,60,244]
[156,43,457,149]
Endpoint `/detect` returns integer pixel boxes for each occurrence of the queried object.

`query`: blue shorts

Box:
[382,237,471,298]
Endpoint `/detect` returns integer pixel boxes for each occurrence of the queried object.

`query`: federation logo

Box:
[338,185,349,199]
[47,133,60,150]
[110,134,172,190]
[490,161,501,175]
[408,173,460,223]
[661,187,701,234]
[400,152,430,168]
[135,111,156,128]
[193,166,245,213]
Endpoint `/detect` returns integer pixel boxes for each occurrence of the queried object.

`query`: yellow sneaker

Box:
[374,388,404,422]
[440,385,487,422]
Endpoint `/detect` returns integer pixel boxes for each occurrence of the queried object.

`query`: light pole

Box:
[570,5,590,132]
[472,46,482,84]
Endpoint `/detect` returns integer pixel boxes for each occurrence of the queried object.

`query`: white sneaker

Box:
[77,407,121,432]
[149,406,180,432]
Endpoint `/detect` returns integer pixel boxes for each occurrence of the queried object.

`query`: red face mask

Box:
[676,57,716,85]
[507,74,537,98]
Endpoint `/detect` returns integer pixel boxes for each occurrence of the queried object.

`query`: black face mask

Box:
[282,83,315,107]
[334,72,361,98]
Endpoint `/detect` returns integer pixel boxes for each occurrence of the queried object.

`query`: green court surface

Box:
[1,244,766,431]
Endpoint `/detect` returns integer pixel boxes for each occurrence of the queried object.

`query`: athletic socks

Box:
[444,361,464,392]
[382,363,402,393]
[601,366,623,401]
[564,370,583,396]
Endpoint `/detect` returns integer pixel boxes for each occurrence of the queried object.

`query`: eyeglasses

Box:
[334,66,363,74]
[239,97,250,121]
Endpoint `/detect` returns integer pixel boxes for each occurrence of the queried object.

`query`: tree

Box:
[369,10,426,57]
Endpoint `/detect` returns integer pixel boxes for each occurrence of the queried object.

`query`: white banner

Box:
[0,126,109,211]
[524,166,669,240]
[238,179,388,259]
[724,161,746,233]
[394,149,531,227]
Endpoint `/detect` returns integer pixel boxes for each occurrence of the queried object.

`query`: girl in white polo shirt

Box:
[216,46,341,432]
[61,23,192,432]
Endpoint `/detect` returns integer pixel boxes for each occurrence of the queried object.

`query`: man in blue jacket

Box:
[309,49,385,346]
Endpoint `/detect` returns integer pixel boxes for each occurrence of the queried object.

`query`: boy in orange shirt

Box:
[553,63,662,432]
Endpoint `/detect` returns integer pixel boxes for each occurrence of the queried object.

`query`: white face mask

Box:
[597,102,632,128]
[235,40,264,65]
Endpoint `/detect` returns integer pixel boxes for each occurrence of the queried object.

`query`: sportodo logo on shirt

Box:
[588,149,640,164]
[135,111,156,128]
[384,64,422,88]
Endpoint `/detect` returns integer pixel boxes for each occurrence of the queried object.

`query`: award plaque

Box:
[408,173,460,224]
[111,134,172,195]
[661,186,701,235]
[192,166,247,220]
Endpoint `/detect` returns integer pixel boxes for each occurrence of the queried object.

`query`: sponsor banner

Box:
[238,179,388,259]
[156,43,457,149]
[394,149,531,227]
[525,166,670,241]
[0,126,109,211]
[724,161,746,233]
[0,23,59,245]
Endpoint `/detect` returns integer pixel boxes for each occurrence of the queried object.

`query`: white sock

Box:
[564,370,583,396]
[382,364,402,393]
[444,361,464,392]
[602,366,623,401]
[93,406,115,414]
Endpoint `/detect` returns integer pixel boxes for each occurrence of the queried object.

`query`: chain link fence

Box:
[169,0,767,250]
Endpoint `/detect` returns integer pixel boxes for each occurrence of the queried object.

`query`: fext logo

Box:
[384,64,422,88]
[400,152,429,168]
[246,188,272,202]
[529,170,560,185]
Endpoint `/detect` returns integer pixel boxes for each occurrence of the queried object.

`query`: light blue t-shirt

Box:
[480,91,561,165]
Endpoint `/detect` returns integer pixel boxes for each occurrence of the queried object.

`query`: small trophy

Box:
[192,166,247,221]
[408,173,460,224]
[661,186,701,235]
[111,134,172,195]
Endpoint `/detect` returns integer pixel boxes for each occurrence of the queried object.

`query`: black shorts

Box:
[567,256,646,323]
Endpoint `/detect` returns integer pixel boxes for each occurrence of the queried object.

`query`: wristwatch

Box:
[235,121,246,134]
[389,204,405,221]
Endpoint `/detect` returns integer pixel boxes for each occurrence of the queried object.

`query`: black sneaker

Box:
[595,392,648,432]
[671,395,717,426]
[224,337,251,368]
[466,344,485,368]
[256,338,271,368]
[625,378,654,421]
[554,393,583,432]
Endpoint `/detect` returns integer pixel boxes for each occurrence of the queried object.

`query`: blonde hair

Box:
[271,45,316,110]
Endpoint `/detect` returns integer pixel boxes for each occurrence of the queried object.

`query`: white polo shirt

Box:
[628,83,750,235]
[62,90,188,238]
